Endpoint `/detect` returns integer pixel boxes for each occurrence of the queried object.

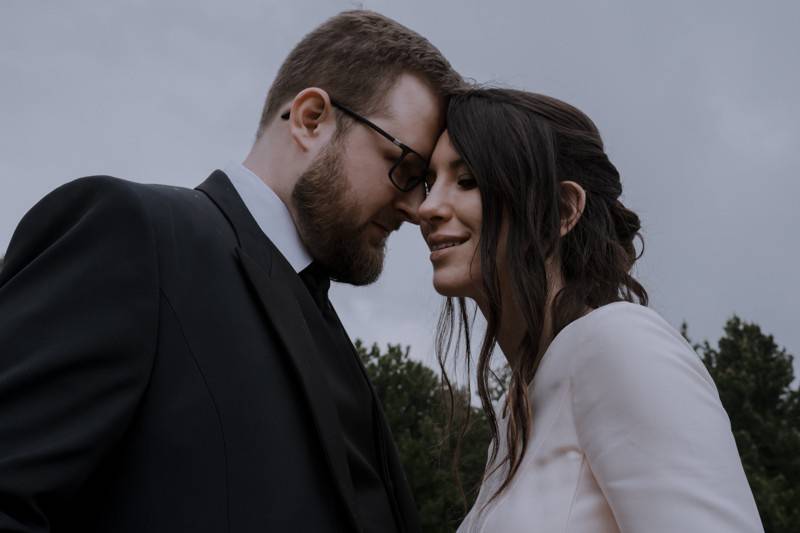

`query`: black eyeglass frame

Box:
[280,100,429,192]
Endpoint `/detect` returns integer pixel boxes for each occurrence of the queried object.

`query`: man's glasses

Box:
[281,100,429,192]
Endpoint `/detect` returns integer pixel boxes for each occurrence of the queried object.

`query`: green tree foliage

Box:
[688,317,800,533]
[356,341,491,533]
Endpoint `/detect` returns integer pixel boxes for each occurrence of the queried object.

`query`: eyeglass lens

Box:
[391,150,428,191]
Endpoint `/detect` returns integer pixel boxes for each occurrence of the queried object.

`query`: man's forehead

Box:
[374,99,441,124]
[384,106,444,154]
[385,75,443,114]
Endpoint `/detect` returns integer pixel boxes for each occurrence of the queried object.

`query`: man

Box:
[0,11,462,532]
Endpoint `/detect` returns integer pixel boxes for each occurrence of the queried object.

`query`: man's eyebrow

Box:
[376,108,396,121]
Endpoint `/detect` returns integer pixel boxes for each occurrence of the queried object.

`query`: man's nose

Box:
[394,185,426,225]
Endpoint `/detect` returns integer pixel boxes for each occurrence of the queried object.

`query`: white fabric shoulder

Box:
[561,302,763,532]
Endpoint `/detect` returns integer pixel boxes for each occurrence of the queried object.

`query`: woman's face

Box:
[418,131,484,298]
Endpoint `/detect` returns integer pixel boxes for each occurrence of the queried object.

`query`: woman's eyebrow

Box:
[449,158,466,170]
[428,157,466,176]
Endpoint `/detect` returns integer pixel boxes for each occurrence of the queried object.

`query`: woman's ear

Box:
[286,87,334,152]
[559,181,586,237]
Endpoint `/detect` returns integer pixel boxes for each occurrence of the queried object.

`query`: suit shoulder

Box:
[35,175,156,219]
[41,176,211,227]
[56,174,148,196]
[53,175,188,205]
[3,176,160,277]
[131,181,234,241]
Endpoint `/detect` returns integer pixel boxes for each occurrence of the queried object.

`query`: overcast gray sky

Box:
[2,0,798,378]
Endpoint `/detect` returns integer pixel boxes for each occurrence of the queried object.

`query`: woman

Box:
[418,88,763,532]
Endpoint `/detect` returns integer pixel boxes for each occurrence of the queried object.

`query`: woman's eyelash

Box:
[423,173,477,195]
[457,175,477,189]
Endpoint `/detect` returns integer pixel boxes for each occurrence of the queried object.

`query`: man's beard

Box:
[291,143,387,286]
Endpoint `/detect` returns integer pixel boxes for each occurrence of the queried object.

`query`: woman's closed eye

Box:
[457,174,477,190]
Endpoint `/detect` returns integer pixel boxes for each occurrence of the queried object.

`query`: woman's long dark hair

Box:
[438,88,648,505]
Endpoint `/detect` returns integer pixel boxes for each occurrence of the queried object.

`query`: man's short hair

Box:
[257,10,463,138]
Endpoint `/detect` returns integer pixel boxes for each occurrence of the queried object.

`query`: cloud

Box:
[2,0,798,379]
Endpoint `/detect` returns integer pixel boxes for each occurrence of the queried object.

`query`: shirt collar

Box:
[224,161,313,273]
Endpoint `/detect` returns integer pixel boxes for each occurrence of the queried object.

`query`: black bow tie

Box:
[299,262,331,311]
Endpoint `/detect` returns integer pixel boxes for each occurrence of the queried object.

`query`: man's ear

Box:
[559,180,586,237]
[286,88,335,152]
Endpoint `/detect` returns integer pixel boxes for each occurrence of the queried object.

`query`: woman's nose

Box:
[417,184,452,225]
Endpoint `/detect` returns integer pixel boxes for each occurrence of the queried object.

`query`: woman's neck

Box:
[476,260,565,369]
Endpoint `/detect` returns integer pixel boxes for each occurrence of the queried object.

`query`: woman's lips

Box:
[429,241,464,261]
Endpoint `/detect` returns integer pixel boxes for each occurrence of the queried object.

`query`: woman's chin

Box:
[432,275,472,298]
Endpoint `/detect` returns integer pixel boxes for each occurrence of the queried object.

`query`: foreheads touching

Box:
[248,9,461,208]
[245,10,462,285]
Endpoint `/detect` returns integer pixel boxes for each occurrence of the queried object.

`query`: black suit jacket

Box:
[0,171,421,533]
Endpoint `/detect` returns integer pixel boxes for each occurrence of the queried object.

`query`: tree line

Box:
[358,316,800,533]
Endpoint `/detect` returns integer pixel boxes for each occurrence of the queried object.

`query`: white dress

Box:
[457,302,764,533]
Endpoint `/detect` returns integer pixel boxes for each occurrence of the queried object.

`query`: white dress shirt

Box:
[458,302,764,533]
[223,162,312,273]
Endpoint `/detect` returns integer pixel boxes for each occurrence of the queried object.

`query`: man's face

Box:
[292,73,443,285]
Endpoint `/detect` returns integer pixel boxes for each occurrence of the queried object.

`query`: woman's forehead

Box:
[429,132,468,174]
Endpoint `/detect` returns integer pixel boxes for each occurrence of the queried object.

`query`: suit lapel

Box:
[326,305,421,533]
[197,171,361,531]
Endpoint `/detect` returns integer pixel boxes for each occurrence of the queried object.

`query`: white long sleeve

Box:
[570,303,763,532]
[458,302,763,533]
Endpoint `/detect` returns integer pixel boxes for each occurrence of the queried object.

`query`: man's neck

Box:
[243,135,296,210]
